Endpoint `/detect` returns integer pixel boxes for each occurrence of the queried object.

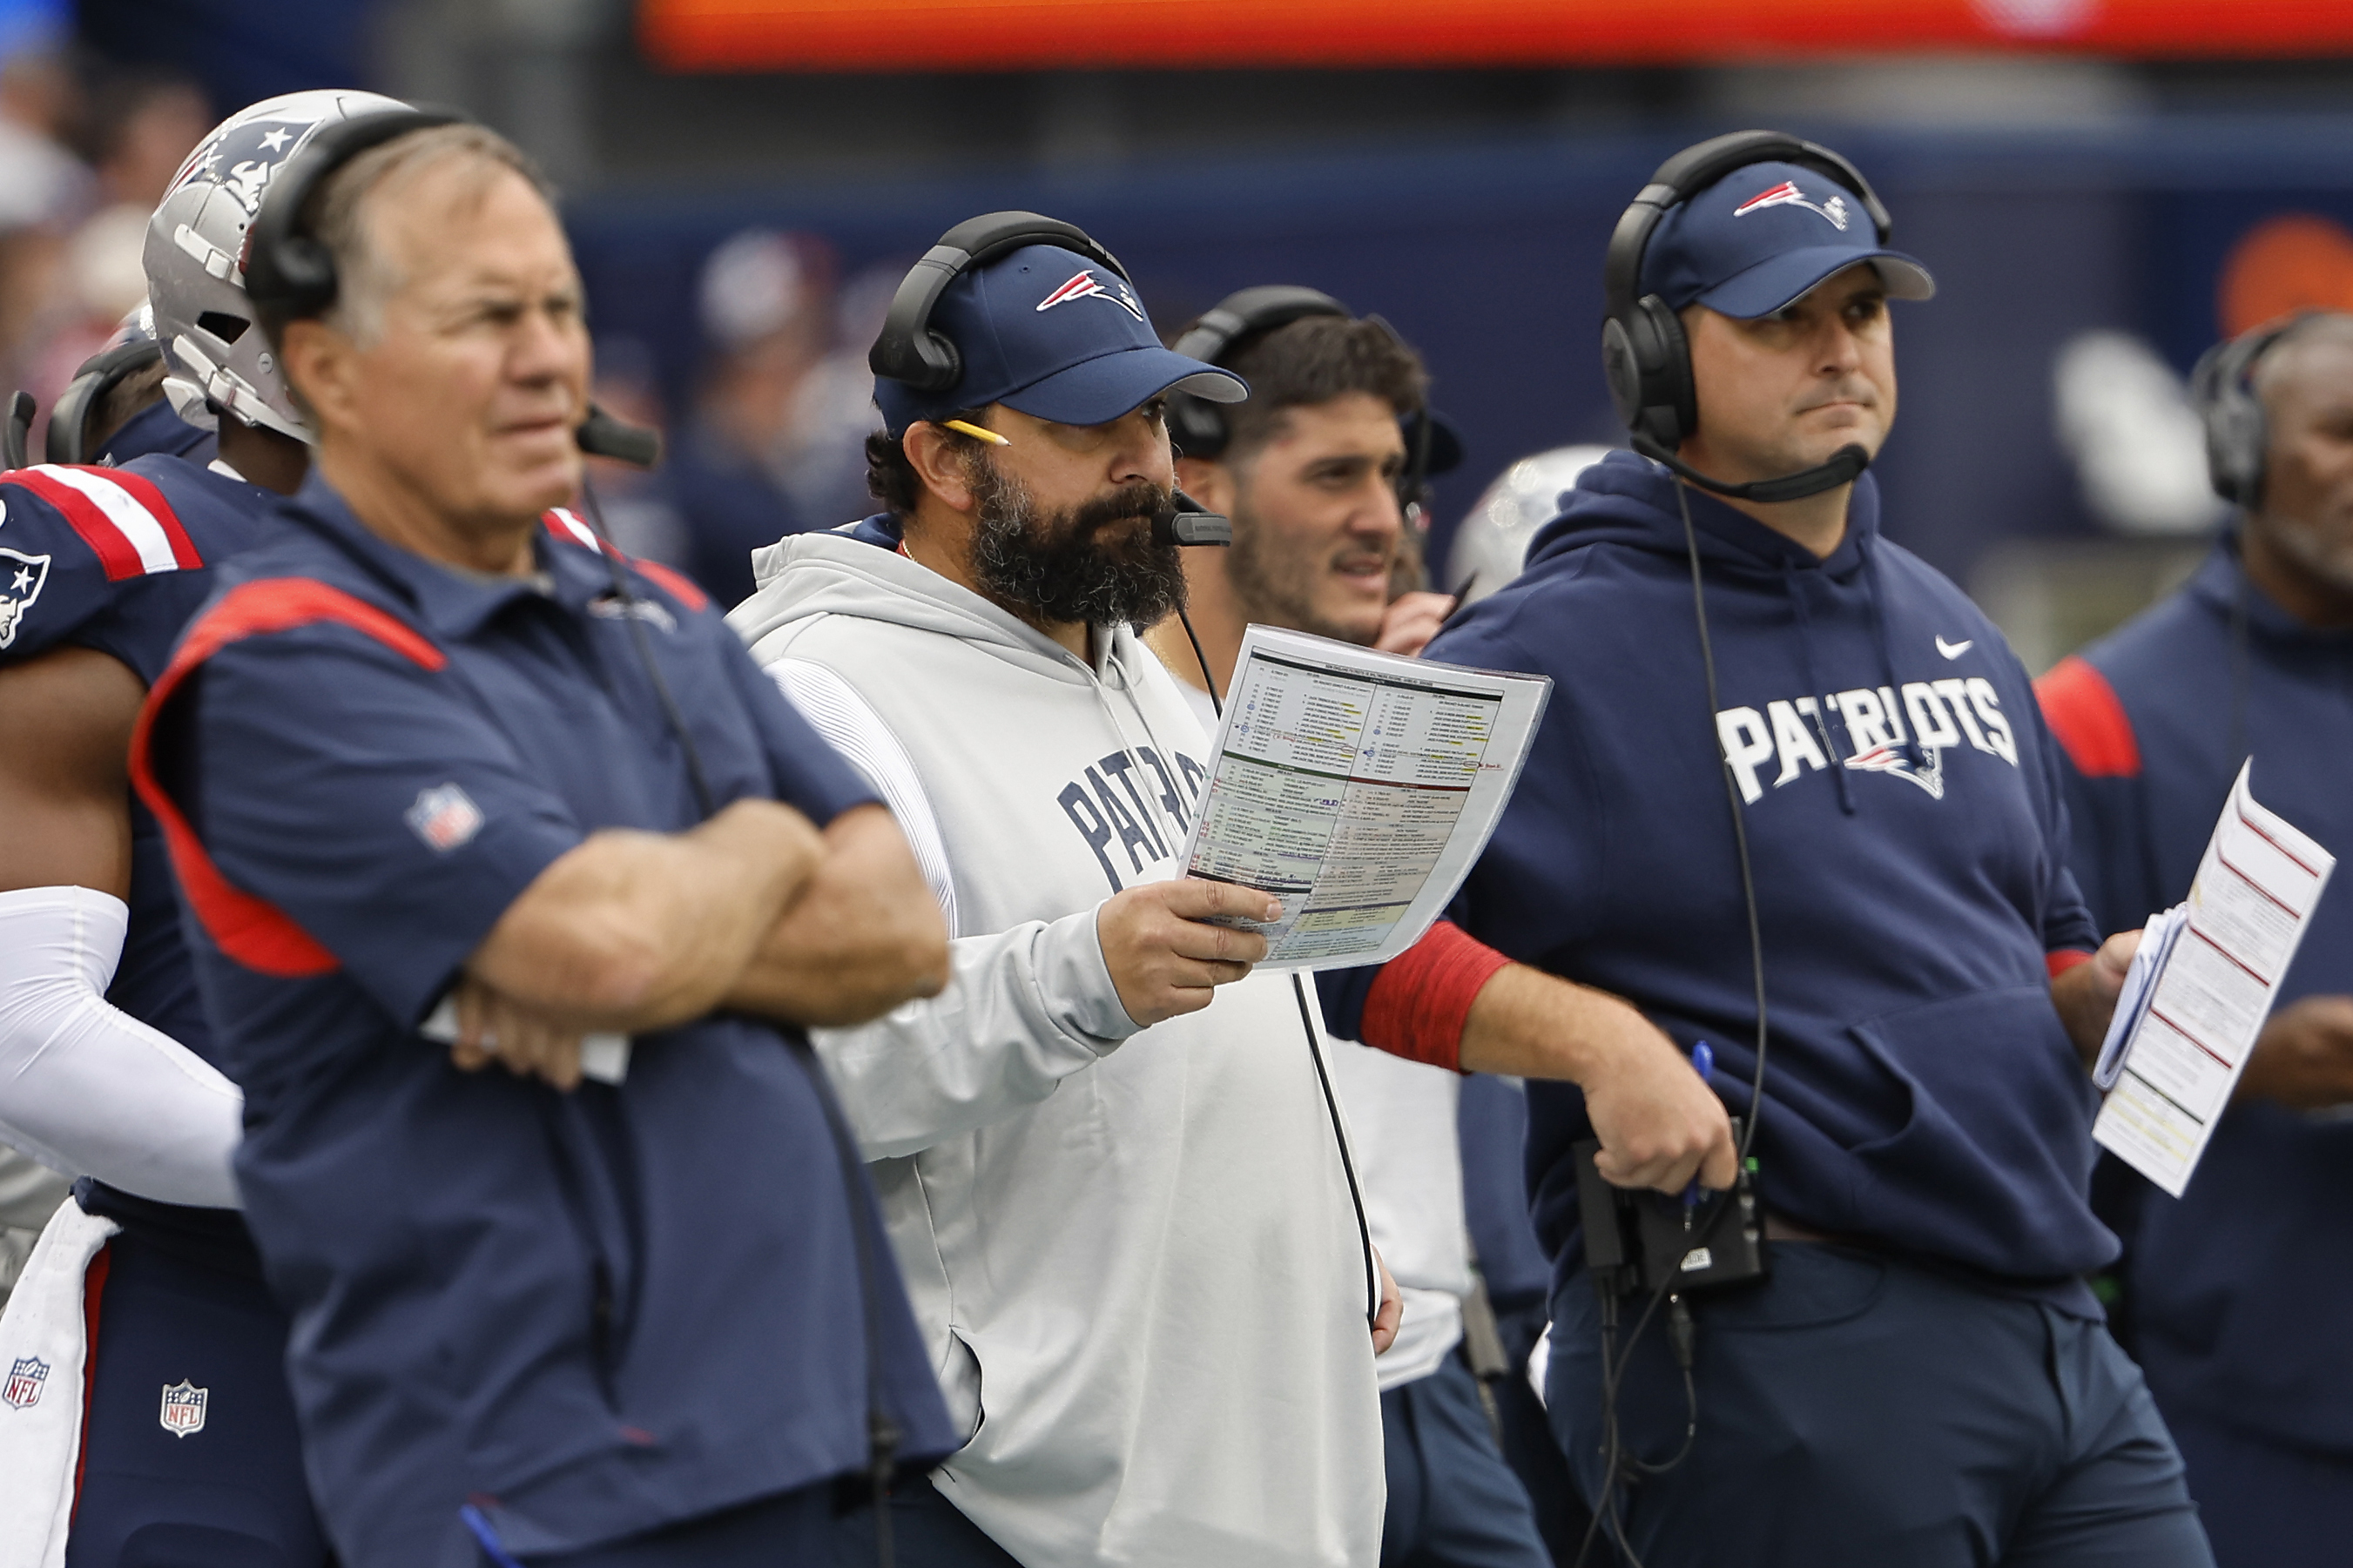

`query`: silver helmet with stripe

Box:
[144,90,410,445]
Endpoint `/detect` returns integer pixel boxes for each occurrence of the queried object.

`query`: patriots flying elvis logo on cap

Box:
[1641,159,1936,322]
[1733,179,1851,232]
[1036,269,1146,322]
[872,239,1244,436]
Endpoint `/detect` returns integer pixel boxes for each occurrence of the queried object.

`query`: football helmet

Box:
[145,90,408,444]
[1445,444,1614,603]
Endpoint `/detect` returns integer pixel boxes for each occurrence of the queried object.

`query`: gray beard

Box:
[2269,513,2353,597]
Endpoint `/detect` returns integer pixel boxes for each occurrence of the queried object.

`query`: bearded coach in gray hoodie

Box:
[729,216,1392,1568]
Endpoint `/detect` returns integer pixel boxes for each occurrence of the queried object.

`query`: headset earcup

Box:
[1603,300,1696,452]
[2209,395,2266,508]
[1167,393,1225,460]
[276,236,340,320]
[1601,316,1644,431]
[914,328,961,393]
[1641,297,1697,448]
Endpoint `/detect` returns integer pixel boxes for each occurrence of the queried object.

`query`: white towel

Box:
[0,1201,119,1568]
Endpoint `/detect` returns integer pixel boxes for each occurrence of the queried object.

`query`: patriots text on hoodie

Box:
[1323,453,2112,1305]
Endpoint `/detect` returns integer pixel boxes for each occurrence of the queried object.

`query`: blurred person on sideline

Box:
[16,66,208,445]
[775,259,903,525]
[1317,133,2208,1567]
[1140,289,1552,1568]
[2040,312,2353,1567]
[731,222,1394,1567]
[0,35,89,391]
[126,113,956,1565]
[0,89,389,1567]
[664,227,837,605]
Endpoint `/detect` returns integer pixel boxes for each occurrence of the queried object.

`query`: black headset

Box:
[1166,285,1352,458]
[1601,129,1893,505]
[46,339,165,465]
[868,211,1131,393]
[244,105,470,325]
[2192,311,2339,509]
[1165,283,1455,515]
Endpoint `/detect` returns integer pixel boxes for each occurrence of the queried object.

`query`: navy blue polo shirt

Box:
[131,474,955,1568]
[2042,540,2353,1456]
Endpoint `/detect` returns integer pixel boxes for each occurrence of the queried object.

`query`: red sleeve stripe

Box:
[128,579,448,979]
[542,507,712,613]
[9,465,203,581]
[1358,919,1513,1074]
[2034,656,2140,778]
[2047,948,2093,979]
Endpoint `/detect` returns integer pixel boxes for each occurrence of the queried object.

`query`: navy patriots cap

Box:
[873,243,1246,436]
[1643,160,1936,320]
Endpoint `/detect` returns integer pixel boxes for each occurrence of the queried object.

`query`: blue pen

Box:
[1684,1041,1714,1214]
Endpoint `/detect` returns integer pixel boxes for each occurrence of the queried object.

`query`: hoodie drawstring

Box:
[1781,565,1857,817]
[1857,537,1921,771]
[1085,636,1198,862]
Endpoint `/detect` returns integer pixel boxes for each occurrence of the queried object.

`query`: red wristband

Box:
[1359,919,1512,1074]
[2046,948,2093,979]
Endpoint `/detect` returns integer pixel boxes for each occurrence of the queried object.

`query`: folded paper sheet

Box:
[1177,624,1550,970]
[2093,762,2336,1196]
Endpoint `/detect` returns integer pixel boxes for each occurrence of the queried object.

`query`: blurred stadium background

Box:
[16,0,2353,655]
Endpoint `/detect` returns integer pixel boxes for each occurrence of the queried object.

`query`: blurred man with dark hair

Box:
[1149,309,1455,688]
[2041,311,2353,1568]
[1143,294,1553,1568]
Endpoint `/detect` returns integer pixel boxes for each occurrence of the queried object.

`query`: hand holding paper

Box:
[2093,762,2337,1195]
[1176,625,1551,970]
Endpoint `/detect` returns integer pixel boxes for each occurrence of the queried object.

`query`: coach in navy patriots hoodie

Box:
[2042,314,2353,1568]
[1322,140,2214,1568]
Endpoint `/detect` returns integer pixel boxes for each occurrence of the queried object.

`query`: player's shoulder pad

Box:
[542,508,711,616]
[0,464,206,662]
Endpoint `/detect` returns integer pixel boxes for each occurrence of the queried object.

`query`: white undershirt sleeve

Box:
[0,885,243,1208]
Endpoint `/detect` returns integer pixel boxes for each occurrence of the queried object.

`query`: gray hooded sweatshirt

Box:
[730,528,1383,1568]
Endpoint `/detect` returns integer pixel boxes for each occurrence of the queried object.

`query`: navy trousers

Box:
[66,1227,329,1568]
[1547,1242,2214,1568]
[1381,1351,1553,1568]
[830,1477,1021,1568]
[2167,1408,2353,1568]
[511,1484,843,1565]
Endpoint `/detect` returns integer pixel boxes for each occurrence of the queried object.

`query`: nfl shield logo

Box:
[3,1355,48,1410]
[405,783,484,853]
[158,1379,207,1437]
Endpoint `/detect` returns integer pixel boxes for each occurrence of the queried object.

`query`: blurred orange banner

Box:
[641,0,2353,72]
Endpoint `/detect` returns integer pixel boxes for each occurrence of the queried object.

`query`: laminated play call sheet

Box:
[1176,625,1550,970]
[2093,762,2336,1196]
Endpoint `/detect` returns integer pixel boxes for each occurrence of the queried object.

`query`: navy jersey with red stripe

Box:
[0,459,287,1072]
[2039,540,2353,1456]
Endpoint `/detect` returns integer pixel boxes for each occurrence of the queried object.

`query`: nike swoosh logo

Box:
[1936,636,1972,660]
